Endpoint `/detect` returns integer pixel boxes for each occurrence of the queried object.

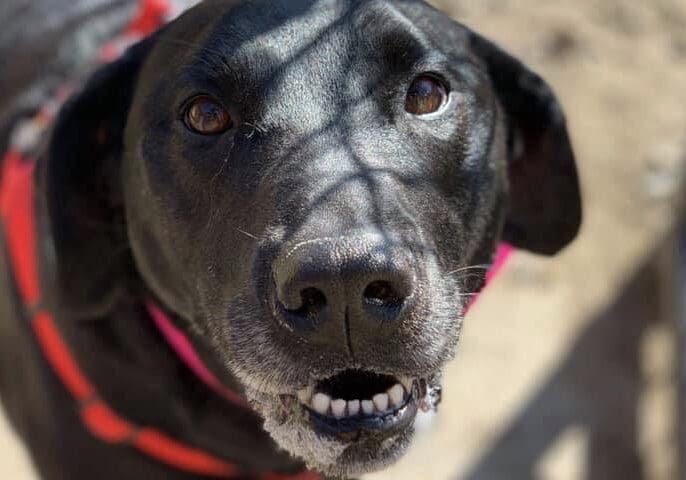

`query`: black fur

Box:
[0,0,581,478]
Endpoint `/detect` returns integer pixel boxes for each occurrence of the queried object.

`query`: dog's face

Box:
[47,0,581,477]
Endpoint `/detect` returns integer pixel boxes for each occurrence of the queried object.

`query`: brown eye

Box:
[405,75,448,115]
[184,96,233,134]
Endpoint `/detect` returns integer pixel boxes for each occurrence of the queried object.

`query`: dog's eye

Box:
[184,96,233,134]
[405,75,448,115]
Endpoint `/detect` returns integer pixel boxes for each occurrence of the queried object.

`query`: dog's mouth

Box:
[279,370,439,439]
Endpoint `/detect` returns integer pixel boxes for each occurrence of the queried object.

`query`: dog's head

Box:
[46,0,581,476]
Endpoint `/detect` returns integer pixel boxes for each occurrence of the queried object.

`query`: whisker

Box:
[446,264,491,276]
[203,154,231,233]
[236,228,258,240]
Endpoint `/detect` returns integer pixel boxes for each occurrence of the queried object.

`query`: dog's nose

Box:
[272,233,416,340]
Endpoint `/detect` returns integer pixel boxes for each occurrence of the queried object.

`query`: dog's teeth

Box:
[312,393,331,415]
[400,376,414,392]
[331,399,347,418]
[347,399,360,416]
[297,386,313,404]
[361,400,374,415]
[388,384,404,407]
[373,393,389,412]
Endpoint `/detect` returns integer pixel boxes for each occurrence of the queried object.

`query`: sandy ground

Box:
[2,0,686,479]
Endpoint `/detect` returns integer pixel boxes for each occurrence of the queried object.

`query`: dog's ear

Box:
[45,38,156,316]
[470,33,582,255]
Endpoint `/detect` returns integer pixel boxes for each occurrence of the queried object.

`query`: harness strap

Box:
[147,301,249,407]
[0,150,40,306]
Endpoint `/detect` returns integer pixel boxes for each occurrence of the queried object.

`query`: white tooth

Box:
[331,399,347,418]
[388,384,404,407]
[373,393,389,412]
[312,393,331,415]
[347,400,360,416]
[400,376,414,392]
[297,386,313,404]
[361,400,374,415]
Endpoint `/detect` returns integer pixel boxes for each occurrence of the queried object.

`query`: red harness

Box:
[0,1,511,477]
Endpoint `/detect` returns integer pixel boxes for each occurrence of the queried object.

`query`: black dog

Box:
[0,0,581,478]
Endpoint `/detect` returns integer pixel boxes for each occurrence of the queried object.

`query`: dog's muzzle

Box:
[269,231,435,436]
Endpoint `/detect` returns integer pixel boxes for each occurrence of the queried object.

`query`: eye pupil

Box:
[405,76,447,115]
[185,96,233,134]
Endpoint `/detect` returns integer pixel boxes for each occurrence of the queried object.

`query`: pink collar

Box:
[146,302,248,407]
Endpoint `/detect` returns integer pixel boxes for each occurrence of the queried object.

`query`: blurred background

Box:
[2,0,686,479]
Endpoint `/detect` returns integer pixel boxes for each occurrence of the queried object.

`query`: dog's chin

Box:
[244,374,442,477]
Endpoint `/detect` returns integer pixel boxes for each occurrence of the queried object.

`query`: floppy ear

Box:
[45,38,156,316]
[470,34,582,255]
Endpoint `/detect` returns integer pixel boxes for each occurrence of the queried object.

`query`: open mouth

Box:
[287,370,433,438]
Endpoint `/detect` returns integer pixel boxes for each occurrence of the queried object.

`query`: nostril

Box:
[363,281,404,308]
[286,287,327,319]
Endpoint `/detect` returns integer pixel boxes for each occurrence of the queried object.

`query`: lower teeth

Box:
[296,378,423,419]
